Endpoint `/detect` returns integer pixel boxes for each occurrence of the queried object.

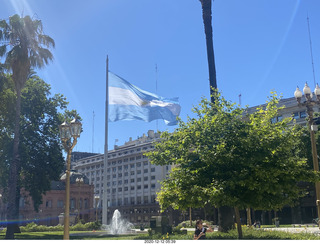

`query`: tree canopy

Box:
[0,74,78,211]
[147,91,320,213]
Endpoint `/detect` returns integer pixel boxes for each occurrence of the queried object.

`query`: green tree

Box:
[147,91,320,239]
[0,14,54,239]
[0,74,80,227]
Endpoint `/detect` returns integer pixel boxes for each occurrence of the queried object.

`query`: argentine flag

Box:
[108,72,181,126]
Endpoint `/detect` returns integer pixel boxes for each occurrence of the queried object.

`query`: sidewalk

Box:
[261,227,320,235]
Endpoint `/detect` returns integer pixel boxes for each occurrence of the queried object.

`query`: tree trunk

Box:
[5,88,22,239]
[189,207,192,227]
[218,206,234,232]
[234,207,243,239]
[246,208,252,226]
[200,0,217,102]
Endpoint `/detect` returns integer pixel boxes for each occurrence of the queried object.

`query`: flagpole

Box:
[102,56,109,225]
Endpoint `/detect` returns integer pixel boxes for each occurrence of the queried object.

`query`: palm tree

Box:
[199,0,217,103]
[0,14,55,239]
[198,0,234,232]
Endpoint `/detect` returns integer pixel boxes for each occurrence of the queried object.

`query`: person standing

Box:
[194,220,213,240]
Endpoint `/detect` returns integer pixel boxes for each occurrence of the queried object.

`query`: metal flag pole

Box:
[102,56,109,225]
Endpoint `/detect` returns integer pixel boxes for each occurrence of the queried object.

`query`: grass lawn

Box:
[0,227,319,240]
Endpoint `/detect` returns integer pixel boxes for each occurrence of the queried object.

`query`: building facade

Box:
[73,130,173,225]
[0,172,95,226]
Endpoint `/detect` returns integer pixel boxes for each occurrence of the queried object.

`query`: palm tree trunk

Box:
[200,0,217,102]
[5,88,21,240]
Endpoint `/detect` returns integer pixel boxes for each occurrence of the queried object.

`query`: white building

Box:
[73,130,171,225]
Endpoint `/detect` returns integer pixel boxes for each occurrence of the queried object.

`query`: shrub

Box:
[19,221,101,232]
[176,220,214,228]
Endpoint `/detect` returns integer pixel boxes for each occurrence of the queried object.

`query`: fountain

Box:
[102,209,135,235]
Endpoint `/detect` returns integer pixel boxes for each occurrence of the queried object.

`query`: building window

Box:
[131,171,135,175]
[144,176,148,181]
[144,169,148,173]
[57,200,64,208]
[143,161,148,165]
[151,195,156,203]
[144,184,148,189]
[118,188,122,192]
[118,199,122,206]
[71,199,75,209]
[137,170,141,174]
[137,185,141,190]
[19,197,25,207]
[300,111,307,118]
[137,196,142,204]
[131,179,135,183]
[130,197,135,204]
[118,166,122,170]
[46,200,52,208]
[151,184,156,189]
[130,164,135,168]
[151,168,155,172]
[124,179,128,184]
[137,162,141,167]
[131,186,135,190]
[137,178,141,182]
[151,176,156,180]
[144,196,148,204]
[124,187,128,191]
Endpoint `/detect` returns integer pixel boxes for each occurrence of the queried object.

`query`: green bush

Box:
[135,227,320,240]
[176,220,214,228]
[19,221,101,232]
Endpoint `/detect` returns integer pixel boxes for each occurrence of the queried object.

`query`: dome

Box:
[60,170,90,185]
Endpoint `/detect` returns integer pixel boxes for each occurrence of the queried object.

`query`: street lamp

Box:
[76,177,84,223]
[59,118,82,240]
[94,195,100,222]
[294,83,320,227]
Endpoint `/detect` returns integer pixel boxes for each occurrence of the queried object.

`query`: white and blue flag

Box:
[108,72,181,126]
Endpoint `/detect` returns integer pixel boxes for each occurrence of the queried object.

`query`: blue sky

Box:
[1,0,320,153]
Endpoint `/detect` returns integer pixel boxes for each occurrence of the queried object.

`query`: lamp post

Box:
[294,83,320,227]
[95,195,100,222]
[76,177,84,223]
[59,118,82,240]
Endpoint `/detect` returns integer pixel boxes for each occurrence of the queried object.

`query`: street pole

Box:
[59,118,82,240]
[63,148,72,240]
[307,106,320,226]
[294,84,320,227]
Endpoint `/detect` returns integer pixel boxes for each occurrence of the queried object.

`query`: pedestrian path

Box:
[262,227,320,235]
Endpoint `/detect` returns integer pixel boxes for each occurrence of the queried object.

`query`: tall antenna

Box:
[307,14,316,87]
[155,64,158,131]
[92,110,95,153]
[239,93,242,107]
